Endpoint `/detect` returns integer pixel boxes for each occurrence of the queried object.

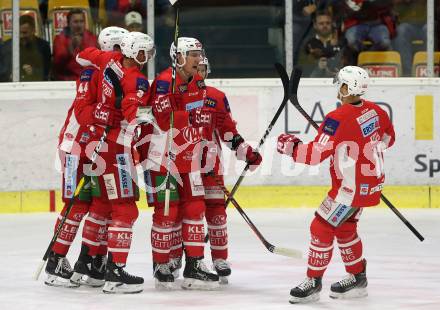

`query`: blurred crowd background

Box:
[0,0,438,82]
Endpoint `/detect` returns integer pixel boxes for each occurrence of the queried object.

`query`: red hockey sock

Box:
[151,205,178,263]
[182,200,206,258]
[52,202,89,256]
[97,221,109,256]
[306,216,335,278]
[82,212,107,257]
[81,199,111,256]
[206,205,228,260]
[107,202,138,264]
[169,220,183,260]
[336,221,364,274]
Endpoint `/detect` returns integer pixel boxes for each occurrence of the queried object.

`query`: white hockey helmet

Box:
[333,66,369,97]
[198,56,211,77]
[98,26,128,51]
[170,37,204,67]
[120,31,156,65]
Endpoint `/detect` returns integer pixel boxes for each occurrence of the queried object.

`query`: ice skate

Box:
[182,256,220,290]
[44,252,79,288]
[70,254,106,287]
[153,263,174,290]
[169,256,182,279]
[330,261,368,299]
[102,255,143,294]
[289,277,322,304]
[213,259,231,284]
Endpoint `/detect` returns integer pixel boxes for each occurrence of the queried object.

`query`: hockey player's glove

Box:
[236,142,262,172]
[92,102,124,127]
[277,133,302,156]
[152,93,180,116]
[189,108,225,130]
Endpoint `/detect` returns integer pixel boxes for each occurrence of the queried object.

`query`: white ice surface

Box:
[0,208,439,310]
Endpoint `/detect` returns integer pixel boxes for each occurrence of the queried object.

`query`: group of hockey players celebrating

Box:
[48,26,262,294]
[44,24,395,304]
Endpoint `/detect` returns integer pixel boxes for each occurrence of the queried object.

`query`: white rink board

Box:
[0,78,439,191]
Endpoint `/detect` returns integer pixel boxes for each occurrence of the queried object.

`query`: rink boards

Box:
[1,185,439,213]
[0,78,439,212]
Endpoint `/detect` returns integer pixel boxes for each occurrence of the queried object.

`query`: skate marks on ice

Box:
[0,208,439,310]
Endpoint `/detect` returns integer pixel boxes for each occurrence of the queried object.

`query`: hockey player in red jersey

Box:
[277,66,395,303]
[46,26,128,288]
[138,37,227,290]
[197,57,262,284]
[75,31,156,294]
[69,27,133,288]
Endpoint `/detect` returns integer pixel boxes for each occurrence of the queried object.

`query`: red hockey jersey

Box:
[58,67,99,154]
[201,86,240,174]
[292,100,395,207]
[146,67,207,173]
[76,47,151,147]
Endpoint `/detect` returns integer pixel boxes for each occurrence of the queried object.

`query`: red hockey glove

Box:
[236,142,262,172]
[92,102,123,127]
[277,133,302,156]
[189,108,225,130]
[152,93,180,116]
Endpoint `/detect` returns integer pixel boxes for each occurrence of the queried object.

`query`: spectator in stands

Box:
[392,0,427,76]
[304,10,342,77]
[105,0,145,26]
[52,9,97,81]
[125,11,143,32]
[0,15,51,82]
[333,0,395,65]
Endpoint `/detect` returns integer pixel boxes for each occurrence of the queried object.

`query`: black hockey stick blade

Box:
[223,63,294,210]
[274,63,289,101]
[207,172,302,258]
[289,67,302,97]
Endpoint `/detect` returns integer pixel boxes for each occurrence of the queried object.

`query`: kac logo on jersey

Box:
[360,116,379,137]
[182,127,202,144]
[116,154,133,198]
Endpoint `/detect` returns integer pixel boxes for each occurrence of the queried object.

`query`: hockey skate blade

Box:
[273,247,302,259]
[181,278,220,291]
[45,275,80,288]
[155,279,174,291]
[71,272,104,288]
[289,292,320,304]
[219,276,229,285]
[329,287,368,299]
[102,281,143,294]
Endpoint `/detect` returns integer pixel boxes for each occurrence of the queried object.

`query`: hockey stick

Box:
[34,67,124,280]
[207,172,302,258]
[164,0,180,216]
[224,64,302,207]
[203,64,301,243]
[288,85,425,242]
